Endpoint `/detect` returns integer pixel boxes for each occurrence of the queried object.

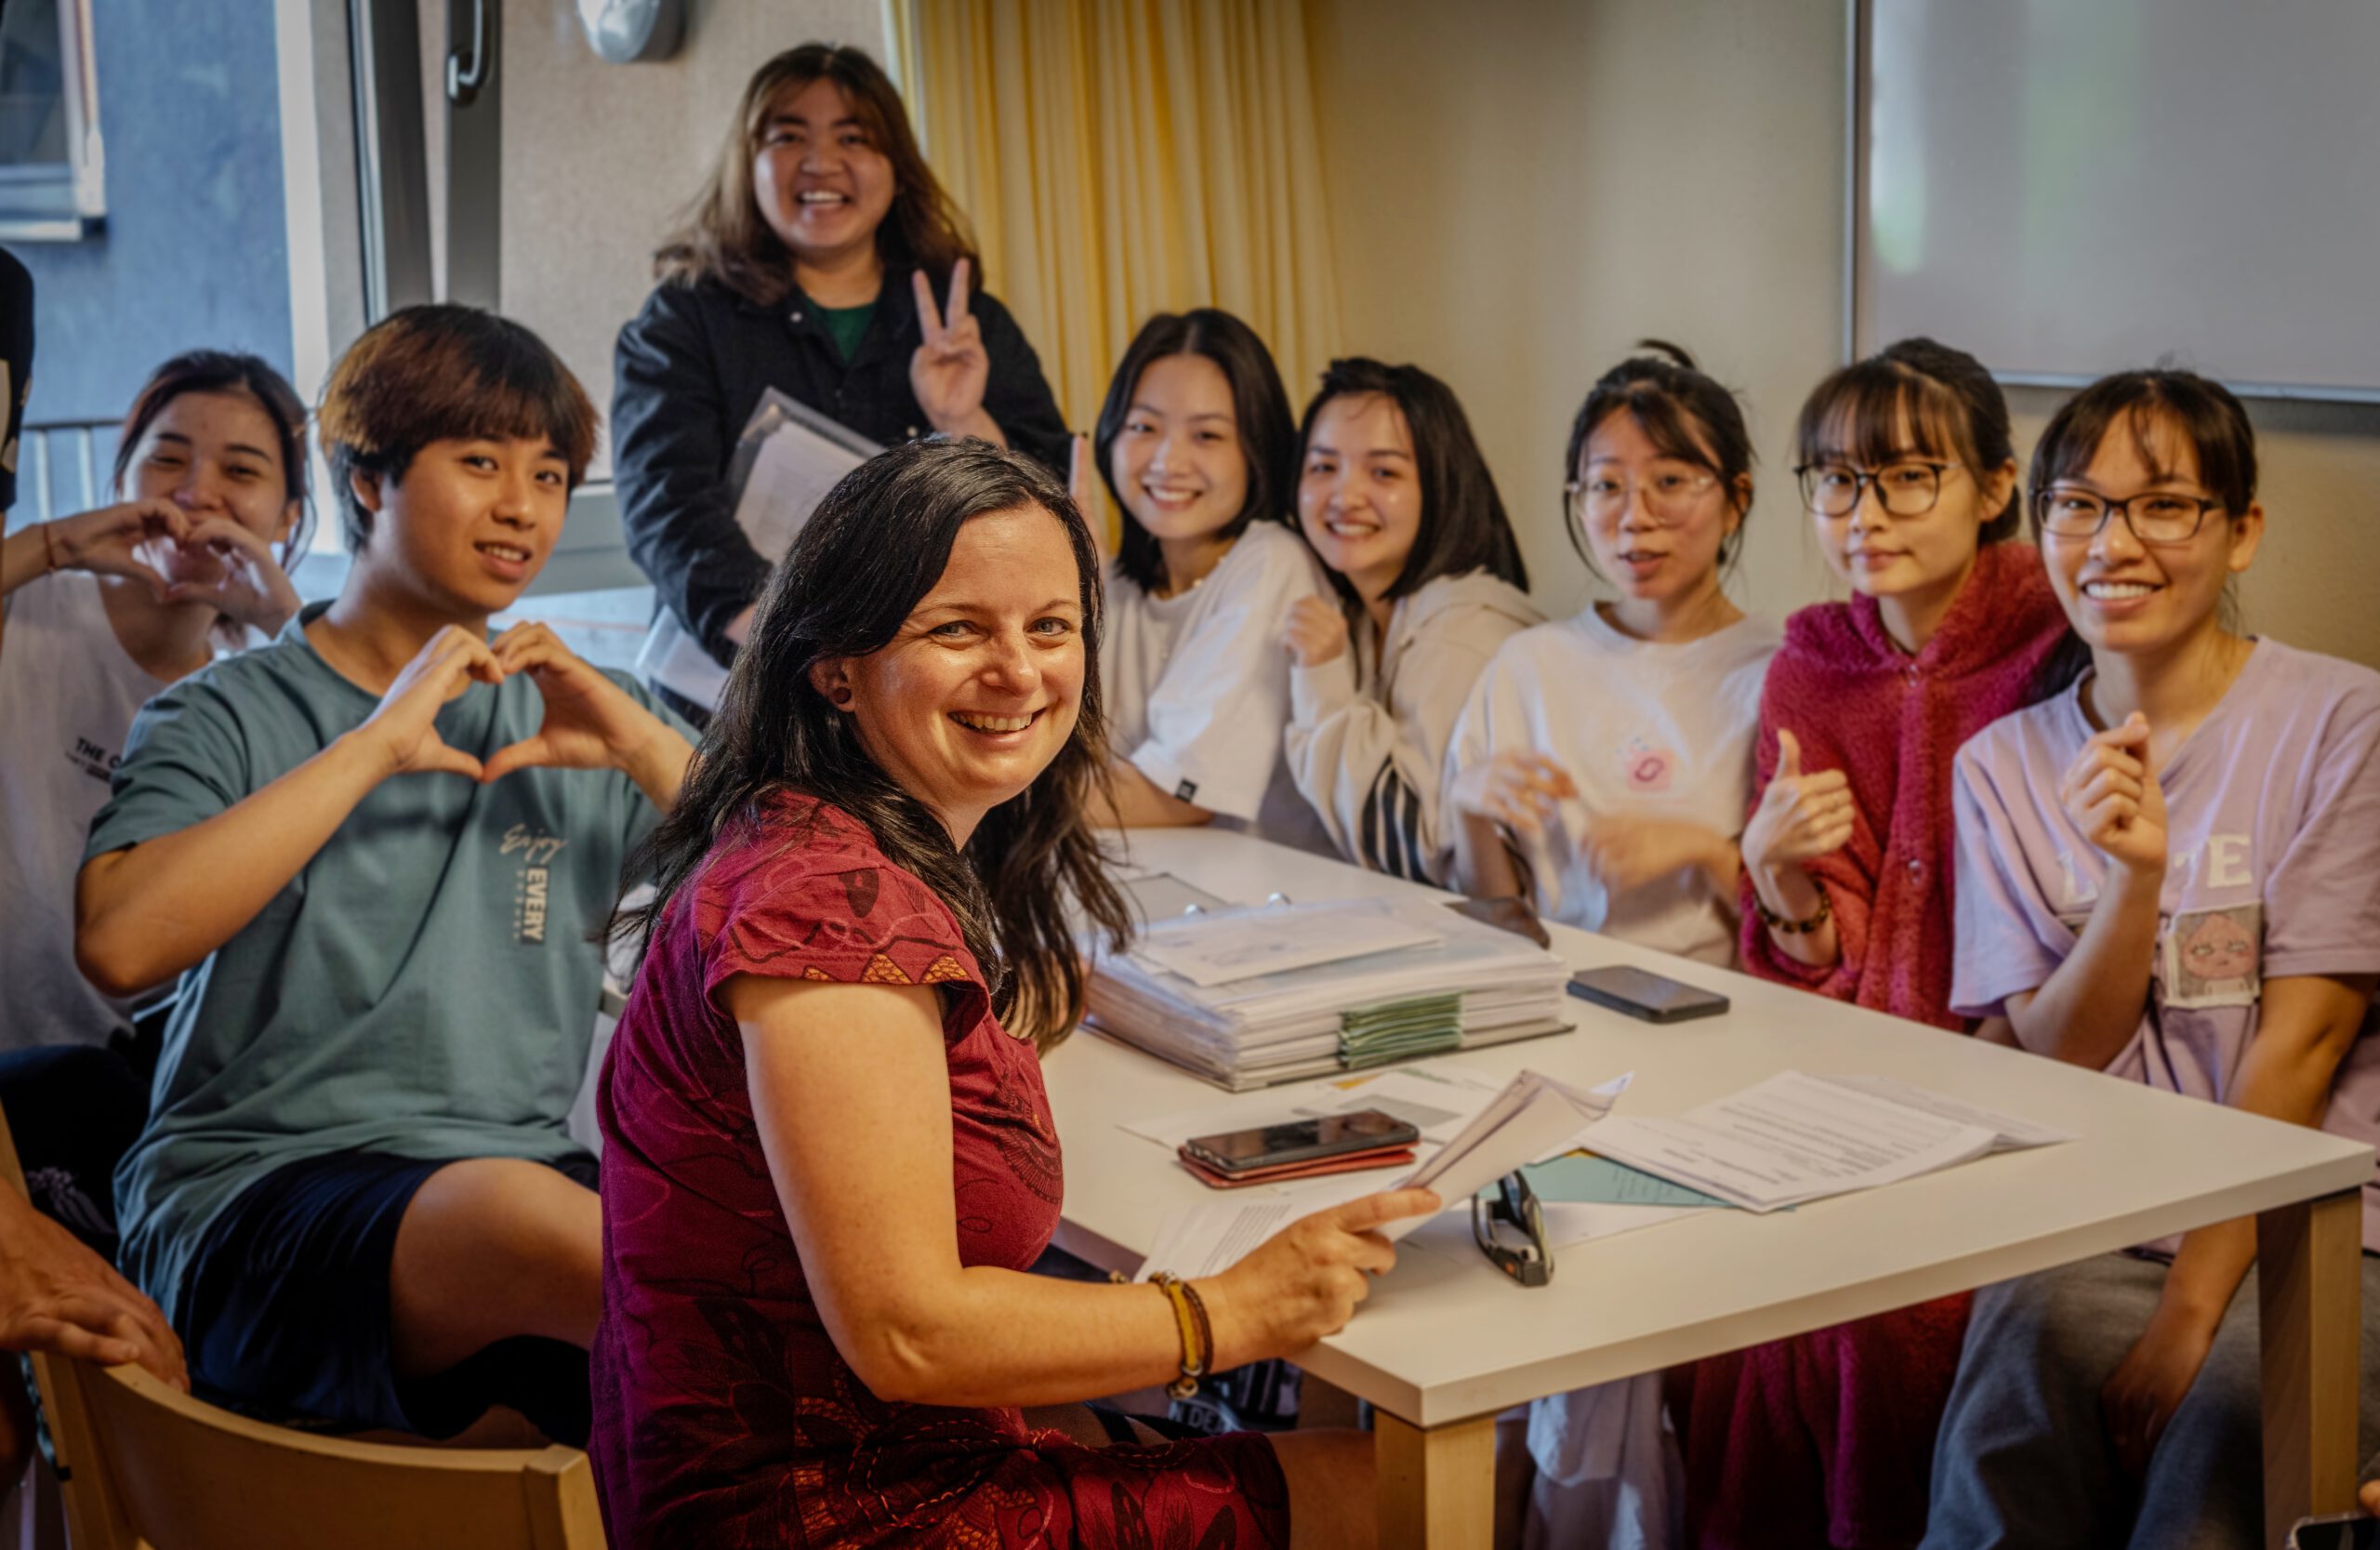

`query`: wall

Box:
[494,0,883,471]
[1304,0,2380,668]
[13,0,293,425]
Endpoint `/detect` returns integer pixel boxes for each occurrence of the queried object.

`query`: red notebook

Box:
[1175,1144,1418,1190]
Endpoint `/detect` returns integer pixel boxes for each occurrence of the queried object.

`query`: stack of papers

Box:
[1583,1070,2074,1213]
[1087,897,1571,1090]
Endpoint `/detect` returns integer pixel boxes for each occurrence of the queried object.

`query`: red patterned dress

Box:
[589,794,1289,1549]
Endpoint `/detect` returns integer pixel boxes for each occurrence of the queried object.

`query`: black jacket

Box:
[612,271,1071,664]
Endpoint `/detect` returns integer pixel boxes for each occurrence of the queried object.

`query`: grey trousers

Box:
[1918,1251,2380,1550]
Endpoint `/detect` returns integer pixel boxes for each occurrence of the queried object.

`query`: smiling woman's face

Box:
[752,76,896,269]
[817,505,1087,841]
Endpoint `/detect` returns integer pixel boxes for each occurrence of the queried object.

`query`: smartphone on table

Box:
[1567,964,1731,1024]
[2290,1516,2380,1550]
[1180,1108,1421,1177]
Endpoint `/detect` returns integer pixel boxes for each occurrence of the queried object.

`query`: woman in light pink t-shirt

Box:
[1932,370,2380,1550]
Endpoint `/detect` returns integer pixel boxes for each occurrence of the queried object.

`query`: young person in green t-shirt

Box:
[75,305,695,1443]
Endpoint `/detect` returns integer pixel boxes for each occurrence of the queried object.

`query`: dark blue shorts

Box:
[181,1147,599,1444]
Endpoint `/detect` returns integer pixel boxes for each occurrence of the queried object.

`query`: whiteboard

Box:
[1852,0,2380,401]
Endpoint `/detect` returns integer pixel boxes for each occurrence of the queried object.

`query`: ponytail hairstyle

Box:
[655,43,977,310]
[614,438,1130,1053]
[2027,367,2258,696]
[1564,338,1752,572]
[1298,356,1528,608]
[1092,308,1299,596]
[1793,337,2023,544]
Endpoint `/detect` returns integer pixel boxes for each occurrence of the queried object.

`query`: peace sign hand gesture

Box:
[909,258,993,437]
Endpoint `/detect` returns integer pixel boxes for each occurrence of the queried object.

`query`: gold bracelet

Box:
[1753,883,1831,936]
[1148,1272,1210,1398]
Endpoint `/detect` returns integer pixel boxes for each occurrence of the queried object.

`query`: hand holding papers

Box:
[1582,1070,2074,1213]
[634,391,882,709]
[1137,1069,1625,1278]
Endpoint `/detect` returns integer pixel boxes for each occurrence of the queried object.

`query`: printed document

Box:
[1582,1069,2065,1213]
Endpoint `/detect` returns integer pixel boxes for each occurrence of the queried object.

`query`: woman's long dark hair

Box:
[1092,309,1299,596]
[615,439,1129,1051]
[1297,357,1528,608]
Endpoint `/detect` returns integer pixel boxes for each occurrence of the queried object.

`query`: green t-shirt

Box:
[820,300,874,363]
[86,605,690,1318]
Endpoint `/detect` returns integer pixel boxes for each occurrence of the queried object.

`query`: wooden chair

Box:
[59,1362,605,1550]
[0,1095,607,1549]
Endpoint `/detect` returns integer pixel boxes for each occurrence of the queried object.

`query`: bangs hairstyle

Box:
[1794,336,2022,544]
[317,305,597,552]
[1299,356,1528,605]
[615,439,1130,1053]
[114,350,313,563]
[1564,339,1752,571]
[2029,368,2257,519]
[654,43,977,310]
[1093,309,1298,595]
[2027,368,2255,698]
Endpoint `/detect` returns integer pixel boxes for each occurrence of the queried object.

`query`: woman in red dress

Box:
[589,438,1437,1549]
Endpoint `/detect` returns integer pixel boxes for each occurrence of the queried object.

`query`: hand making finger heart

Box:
[161,517,302,634]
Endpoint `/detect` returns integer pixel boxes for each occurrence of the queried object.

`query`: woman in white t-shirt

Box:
[1448,344,1780,1547]
[1448,342,1778,967]
[1090,309,1331,850]
[1283,357,1539,881]
[0,351,307,1054]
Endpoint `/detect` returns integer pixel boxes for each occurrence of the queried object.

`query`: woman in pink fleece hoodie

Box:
[1669,338,2071,1550]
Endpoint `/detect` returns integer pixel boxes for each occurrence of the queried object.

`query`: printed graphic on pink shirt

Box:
[1621,735,1676,794]
[2163,902,2263,1010]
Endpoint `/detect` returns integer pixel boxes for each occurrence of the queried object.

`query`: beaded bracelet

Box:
[1148,1271,1212,1398]
[1753,882,1832,936]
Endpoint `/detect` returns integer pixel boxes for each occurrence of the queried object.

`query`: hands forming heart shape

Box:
[360,621,657,786]
[59,497,300,632]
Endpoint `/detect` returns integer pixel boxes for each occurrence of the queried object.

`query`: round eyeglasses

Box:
[1567,468,1720,528]
[2034,486,2225,546]
[1794,460,1962,519]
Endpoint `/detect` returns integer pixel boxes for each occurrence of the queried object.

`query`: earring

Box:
[830,687,854,709]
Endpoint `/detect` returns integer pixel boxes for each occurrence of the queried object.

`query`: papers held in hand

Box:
[633,390,882,710]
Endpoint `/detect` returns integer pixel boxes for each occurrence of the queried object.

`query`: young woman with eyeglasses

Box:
[1923,370,2380,1549]
[1282,357,1538,881]
[1669,339,2071,1550]
[1445,342,1777,966]
[1443,343,1778,1546]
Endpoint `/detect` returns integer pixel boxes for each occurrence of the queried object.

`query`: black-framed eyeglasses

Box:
[1472,1171,1552,1288]
[1794,460,1963,519]
[2034,486,2227,546]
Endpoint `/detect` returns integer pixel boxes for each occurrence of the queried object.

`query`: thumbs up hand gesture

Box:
[2062,711,2168,876]
[1741,730,1857,876]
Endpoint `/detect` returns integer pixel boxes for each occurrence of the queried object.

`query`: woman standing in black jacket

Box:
[614,43,1069,687]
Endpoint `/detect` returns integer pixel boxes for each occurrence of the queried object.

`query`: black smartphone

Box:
[2291,1517,2380,1550]
[1567,964,1731,1024]
[1181,1109,1421,1174]
[1445,894,1553,947]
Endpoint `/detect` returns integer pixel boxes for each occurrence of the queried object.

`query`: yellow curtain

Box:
[895,0,1344,439]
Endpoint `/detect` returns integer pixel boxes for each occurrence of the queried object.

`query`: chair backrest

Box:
[69,1362,606,1550]
[0,1099,607,1550]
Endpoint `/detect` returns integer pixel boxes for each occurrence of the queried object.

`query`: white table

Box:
[1046,830,2372,1549]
